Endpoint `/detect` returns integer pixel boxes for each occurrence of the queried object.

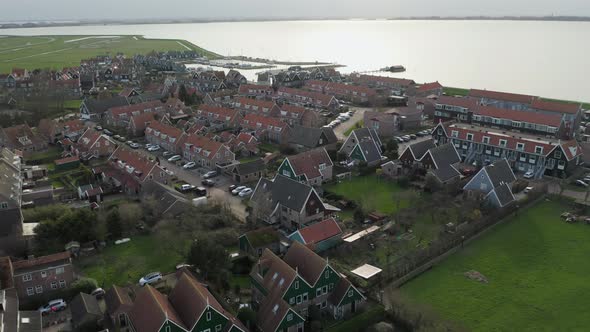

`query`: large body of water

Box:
[2,20,589,101]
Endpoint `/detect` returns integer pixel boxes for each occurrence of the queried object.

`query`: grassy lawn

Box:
[402,199,590,331]
[77,235,184,288]
[344,120,364,137]
[259,142,280,153]
[25,146,61,162]
[443,86,470,96]
[326,175,409,214]
[0,35,219,72]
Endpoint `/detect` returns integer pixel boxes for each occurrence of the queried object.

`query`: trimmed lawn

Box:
[25,146,61,162]
[402,199,590,331]
[0,35,219,73]
[326,176,409,214]
[443,86,469,96]
[344,120,364,136]
[77,235,183,288]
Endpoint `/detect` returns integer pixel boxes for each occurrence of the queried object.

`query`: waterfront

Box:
[2,20,590,101]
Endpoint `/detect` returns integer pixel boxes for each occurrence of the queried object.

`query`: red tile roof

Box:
[128,286,186,332]
[475,105,562,127]
[287,148,333,179]
[55,155,80,166]
[183,134,225,161]
[108,100,163,117]
[297,218,342,245]
[197,104,239,120]
[469,89,536,104]
[306,80,377,96]
[130,112,157,130]
[109,147,159,182]
[12,252,71,271]
[436,95,479,109]
[238,83,273,95]
[350,74,415,87]
[280,104,307,116]
[146,121,184,140]
[417,81,443,92]
[236,132,257,144]
[277,86,336,107]
[531,99,581,115]
[242,114,287,129]
[235,97,276,110]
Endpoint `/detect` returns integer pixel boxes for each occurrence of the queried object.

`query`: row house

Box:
[37,118,86,143]
[364,109,400,137]
[277,148,334,187]
[196,104,243,130]
[104,100,164,129]
[0,148,24,256]
[105,271,247,332]
[181,134,235,169]
[225,69,248,87]
[433,95,480,122]
[250,242,365,332]
[530,99,582,135]
[104,147,172,194]
[250,175,333,231]
[276,86,340,110]
[4,252,76,301]
[203,89,238,107]
[279,104,320,127]
[128,112,157,137]
[241,113,291,144]
[238,83,275,99]
[80,96,130,120]
[414,81,443,97]
[349,74,415,95]
[227,132,260,156]
[472,105,567,138]
[468,89,536,111]
[10,68,30,81]
[233,97,281,117]
[305,80,378,104]
[433,122,583,178]
[72,128,118,160]
[0,124,47,157]
[145,121,186,153]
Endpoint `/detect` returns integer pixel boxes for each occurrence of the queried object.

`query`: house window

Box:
[287,313,293,321]
[499,139,507,148]
[165,326,171,332]
[296,295,302,304]
[348,290,354,297]
[35,285,43,294]
[466,133,474,141]
[323,286,328,294]
[316,288,322,297]
[207,311,212,321]
[451,130,458,138]
[41,271,47,278]
[26,287,34,296]
[51,282,58,289]
[535,146,543,154]
[215,324,222,332]
[282,170,291,177]
[482,136,490,144]
[290,297,295,305]
[295,280,299,289]
[302,293,308,302]
[516,143,525,151]
[55,267,64,274]
[0,202,8,209]
[59,280,66,288]
[555,150,562,159]
[329,283,334,291]
[321,301,327,309]
[23,274,32,282]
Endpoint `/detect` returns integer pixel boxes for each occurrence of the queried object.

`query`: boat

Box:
[381,65,406,73]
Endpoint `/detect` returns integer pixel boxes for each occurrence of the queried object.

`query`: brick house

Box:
[0,124,47,157]
[9,252,75,300]
[363,109,400,137]
[277,148,333,186]
[305,80,378,105]
[128,112,157,137]
[145,121,187,154]
[238,83,274,99]
[181,134,235,169]
[104,100,164,129]
[72,128,118,161]
[241,114,291,144]
[196,104,243,130]
[414,81,443,97]
[276,86,340,110]
[349,74,415,95]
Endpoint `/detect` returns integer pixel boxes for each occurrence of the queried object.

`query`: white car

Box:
[168,155,181,162]
[38,299,67,315]
[523,170,534,179]
[129,143,140,149]
[183,162,196,169]
[162,151,174,157]
[239,188,253,197]
[147,145,160,152]
[232,186,246,195]
[145,143,154,149]
[139,272,163,286]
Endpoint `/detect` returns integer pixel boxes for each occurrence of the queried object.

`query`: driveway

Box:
[334,106,368,140]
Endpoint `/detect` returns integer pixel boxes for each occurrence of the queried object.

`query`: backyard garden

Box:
[401,198,590,331]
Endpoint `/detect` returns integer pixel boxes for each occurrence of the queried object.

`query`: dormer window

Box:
[451,130,458,138]
[466,133,474,141]
[482,136,490,144]
[516,143,525,151]
[535,146,543,154]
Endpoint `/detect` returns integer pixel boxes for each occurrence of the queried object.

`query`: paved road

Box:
[334,107,368,140]
[134,147,248,222]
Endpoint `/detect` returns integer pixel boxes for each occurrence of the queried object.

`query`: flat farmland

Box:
[0,35,219,72]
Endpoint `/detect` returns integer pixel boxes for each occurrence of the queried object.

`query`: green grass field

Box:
[0,35,219,73]
[402,199,590,331]
[326,175,408,214]
[77,235,183,288]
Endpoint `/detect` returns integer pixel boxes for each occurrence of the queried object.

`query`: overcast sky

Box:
[3,0,590,22]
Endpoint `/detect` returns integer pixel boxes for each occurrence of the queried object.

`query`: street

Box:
[334,106,368,140]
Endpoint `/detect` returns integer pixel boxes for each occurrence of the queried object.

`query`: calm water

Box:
[2,20,589,101]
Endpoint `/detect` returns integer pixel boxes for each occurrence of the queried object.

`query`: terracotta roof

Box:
[55,155,80,166]
[257,249,297,297]
[197,104,239,120]
[183,134,225,161]
[286,148,333,180]
[469,89,536,104]
[296,218,342,245]
[235,97,276,110]
[306,80,377,96]
[283,241,327,286]
[109,147,158,182]
[277,86,335,107]
[108,100,163,117]
[561,140,583,161]
[130,111,157,130]
[350,74,415,87]
[242,114,288,129]
[280,104,307,116]
[105,285,133,315]
[12,251,70,271]
[475,105,562,127]
[1,124,42,148]
[436,95,479,109]
[146,121,184,140]
[238,83,273,95]
[531,99,581,115]
[128,285,186,332]
[417,81,443,92]
[236,132,257,144]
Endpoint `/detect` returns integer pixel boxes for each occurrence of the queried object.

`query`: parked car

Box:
[394,136,404,143]
[238,188,253,197]
[163,151,174,157]
[576,180,589,187]
[195,187,207,197]
[409,134,417,140]
[179,184,196,192]
[95,126,103,131]
[129,143,140,149]
[91,288,105,299]
[402,135,411,141]
[175,263,193,271]
[103,129,113,136]
[232,186,247,195]
[523,170,534,179]
[113,134,121,140]
[202,179,215,187]
[229,185,237,192]
[168,155,181,162]
[183,162,196,169]
[147,145,160,152]
[139,272,163,286]
[203,171,218,179]
[145,143,154,149]
[38,299,67,315]
[523,186,534,194]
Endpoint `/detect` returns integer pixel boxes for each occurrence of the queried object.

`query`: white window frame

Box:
[55,267,64,275]
[26,287,34,296]
[59,280,66,288]
[207,311,212,321]
[22,273,32,282]
[41,271,47,278]
[51,282,58,289]
[35,285,43,294]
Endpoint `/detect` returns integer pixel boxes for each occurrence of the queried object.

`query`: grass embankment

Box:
[402,199,590,331]
[0,35,219,73]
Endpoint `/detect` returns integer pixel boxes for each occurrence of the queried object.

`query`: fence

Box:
[379,183,549,289]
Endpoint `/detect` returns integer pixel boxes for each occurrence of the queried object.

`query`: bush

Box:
[397,176,410,188]
[327,305,386,332]
[237,307,257,330]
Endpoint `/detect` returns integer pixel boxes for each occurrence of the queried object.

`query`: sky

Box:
[2,0,590,22]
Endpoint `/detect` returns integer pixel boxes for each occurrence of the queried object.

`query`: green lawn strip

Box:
[325,176,408,214]
[77,235,184,288]
[229,275,251,291]
[25,146,61,163]
[344,120,364,137]
[259,143,280,153]
[443,86,469,97]
[325,304,386,332]
[401,199,590,331]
